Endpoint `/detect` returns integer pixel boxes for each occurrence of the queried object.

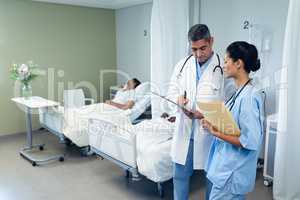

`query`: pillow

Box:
[134,82,150,101]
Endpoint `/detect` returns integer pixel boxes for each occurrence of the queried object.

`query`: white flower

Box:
[18,64,29,75]
[17,64,31,81]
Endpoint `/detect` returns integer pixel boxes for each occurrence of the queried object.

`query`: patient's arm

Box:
[107,100,135,110]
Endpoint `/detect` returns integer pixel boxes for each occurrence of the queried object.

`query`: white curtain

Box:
[189,0,201,27]
[151,0,199,117]
[273,0,300,199]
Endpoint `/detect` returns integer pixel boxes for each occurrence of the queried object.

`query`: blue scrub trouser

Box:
[206,178,246,200]
[173,140,194,200]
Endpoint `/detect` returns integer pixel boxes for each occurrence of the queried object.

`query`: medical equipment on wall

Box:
[243,21,272,54]
[263,114,278,187]
[176,53,223,80]
[243,21,273,90]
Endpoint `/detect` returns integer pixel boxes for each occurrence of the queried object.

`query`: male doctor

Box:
[167,24,224,200]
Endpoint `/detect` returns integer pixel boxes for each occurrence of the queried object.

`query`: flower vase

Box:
[21,83,32,99]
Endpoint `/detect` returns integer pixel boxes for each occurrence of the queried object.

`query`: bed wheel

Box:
[125,170,130,178]
[131,173,141,181]
[59,157,64,162]
[96,155,104,160]
[80,146,90,157]
[64,138,72,147]
[157,182,164,198]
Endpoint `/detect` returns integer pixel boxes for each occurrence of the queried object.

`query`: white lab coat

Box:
[167,53,224,169]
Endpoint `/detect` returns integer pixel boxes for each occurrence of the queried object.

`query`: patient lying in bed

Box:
[105,78,141,110]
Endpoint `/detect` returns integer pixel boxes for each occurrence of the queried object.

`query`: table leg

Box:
[26,107,33,148]
[20,107,64,166]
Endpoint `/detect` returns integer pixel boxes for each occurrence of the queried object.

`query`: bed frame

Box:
[88,117,166,198]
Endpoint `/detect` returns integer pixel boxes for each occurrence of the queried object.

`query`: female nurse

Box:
[202,41,264,200]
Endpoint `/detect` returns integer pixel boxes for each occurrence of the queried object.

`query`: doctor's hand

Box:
[182,109,204,120]
[177,95,189,106]
[201,119,219,136]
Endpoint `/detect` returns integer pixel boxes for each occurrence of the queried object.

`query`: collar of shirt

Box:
[196,53,214,81]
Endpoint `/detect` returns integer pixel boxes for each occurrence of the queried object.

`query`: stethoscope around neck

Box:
[225,79,252,111]
[176,53,223,80]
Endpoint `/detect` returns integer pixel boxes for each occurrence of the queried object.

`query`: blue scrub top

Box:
[190,56,212,140]
[205,84,264,195]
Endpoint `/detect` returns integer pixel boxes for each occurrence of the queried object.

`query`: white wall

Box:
[115,0,288,114]
[200,0,289,115]
[115,3,152,85]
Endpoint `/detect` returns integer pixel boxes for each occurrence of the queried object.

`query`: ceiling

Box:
[32,0,152,9]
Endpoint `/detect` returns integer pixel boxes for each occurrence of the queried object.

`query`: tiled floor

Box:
[0,131,273,200]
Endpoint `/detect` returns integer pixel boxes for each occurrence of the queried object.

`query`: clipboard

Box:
[198,101,241,136]
[151,91,187,110]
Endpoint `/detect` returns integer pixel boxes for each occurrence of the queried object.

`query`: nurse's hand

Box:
[201,119,219,136]
[202,119,242,147]
[177,95,189,106]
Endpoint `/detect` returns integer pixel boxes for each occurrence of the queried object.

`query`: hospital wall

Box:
[115,3,152,85]
[200,0,289,115]
[0,0,116,136]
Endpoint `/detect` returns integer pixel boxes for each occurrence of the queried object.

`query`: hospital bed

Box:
[87,112,175,198]
[39,89,94,144]
[39,82,151,153]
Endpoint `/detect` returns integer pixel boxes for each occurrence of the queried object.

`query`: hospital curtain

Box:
[150,0,199,117]
[189,0,201,27]
[273,0,300,199]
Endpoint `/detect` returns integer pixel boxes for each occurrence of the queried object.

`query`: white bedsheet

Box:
[63,103,133,147]
[134,118,175,182]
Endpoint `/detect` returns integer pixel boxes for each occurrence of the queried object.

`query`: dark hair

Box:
[132,78,141,88]
[226,41,261,73]
[188,24,211,42]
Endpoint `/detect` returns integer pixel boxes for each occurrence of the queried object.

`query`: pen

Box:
[184,90,187,99]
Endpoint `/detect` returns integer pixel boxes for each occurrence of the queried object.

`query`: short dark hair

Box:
[132,78,141,88]
[188,24,211,42]
[226,41,261,73]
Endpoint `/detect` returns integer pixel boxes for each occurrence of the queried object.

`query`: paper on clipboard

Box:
[151,91,186,110]
[198,101,240,136]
